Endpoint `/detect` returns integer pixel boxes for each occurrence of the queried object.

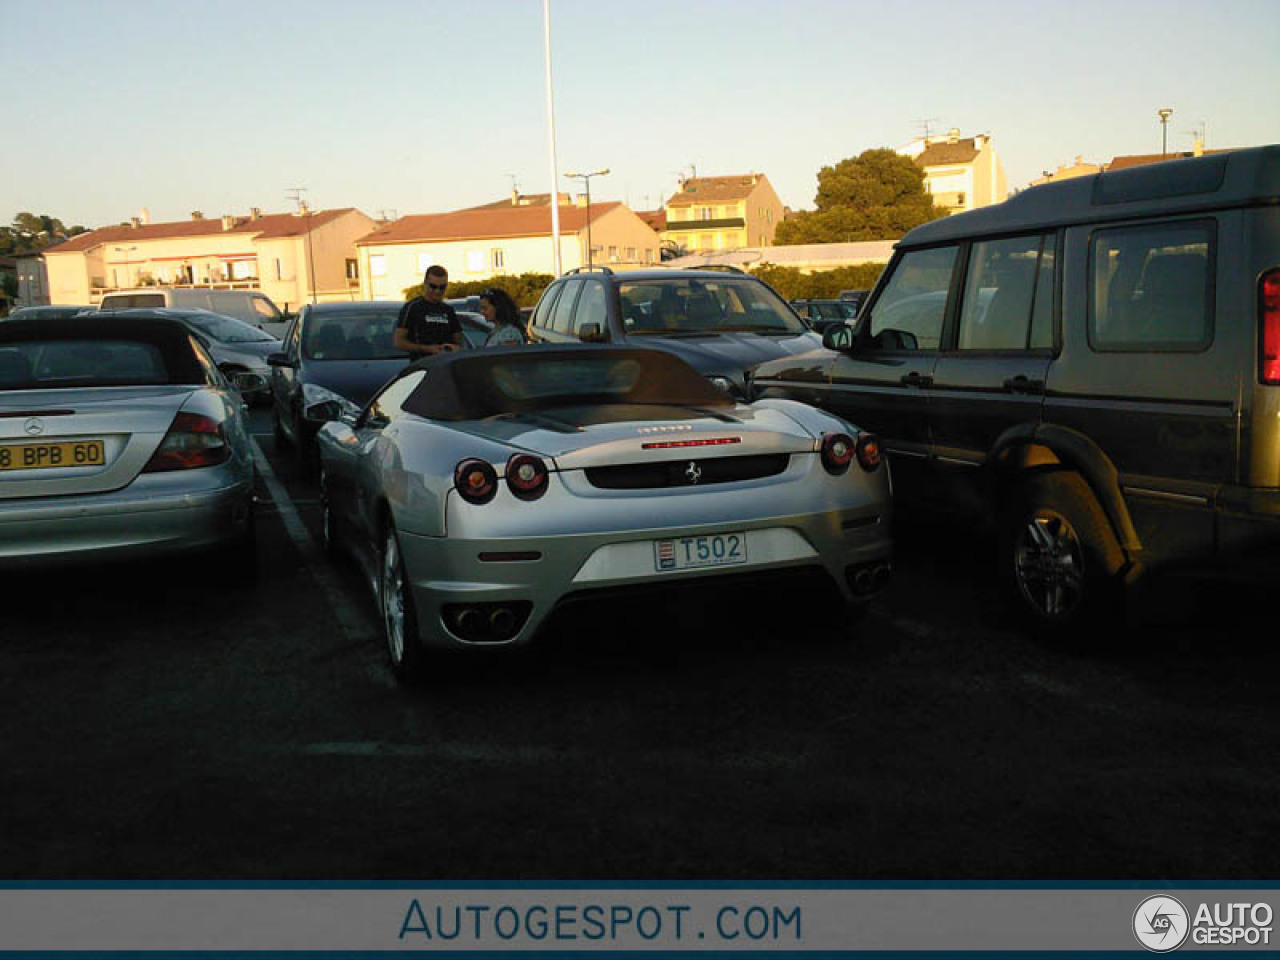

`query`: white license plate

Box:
[653,532,748,572]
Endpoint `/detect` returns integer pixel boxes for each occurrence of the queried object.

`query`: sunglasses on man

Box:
[426,282,447,292]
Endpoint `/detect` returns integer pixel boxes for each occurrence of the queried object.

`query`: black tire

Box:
[294,414,317,482]
[272,406,287,449]
[999,471,1125,637]
[380,521,427,684]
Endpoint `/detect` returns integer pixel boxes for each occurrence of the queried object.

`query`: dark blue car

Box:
[268,301,491,477]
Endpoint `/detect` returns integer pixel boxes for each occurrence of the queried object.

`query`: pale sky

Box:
[4,0,1278,230]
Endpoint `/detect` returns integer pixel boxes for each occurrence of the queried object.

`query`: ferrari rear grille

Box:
[584,453,790,489]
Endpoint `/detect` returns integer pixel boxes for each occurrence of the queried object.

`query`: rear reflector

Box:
[142,412,229,472]
[641,437,741,450]
[1261,270,1280,384]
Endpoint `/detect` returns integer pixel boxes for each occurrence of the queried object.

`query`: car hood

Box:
[625,330,822,379]
[447,402,818,466]
[213,339,281,366]
[303,357,410,406]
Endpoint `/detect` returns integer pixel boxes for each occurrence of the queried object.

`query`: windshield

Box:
[182,311,276,343]
[618,277,806,336]
[302,308,405,361]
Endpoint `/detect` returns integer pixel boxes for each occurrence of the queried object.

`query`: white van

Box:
[98,288,287,334]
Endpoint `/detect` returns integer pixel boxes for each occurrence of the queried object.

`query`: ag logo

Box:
[1133,895,1190,952]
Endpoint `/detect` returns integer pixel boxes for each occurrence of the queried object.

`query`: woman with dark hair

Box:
[479,288,528,347]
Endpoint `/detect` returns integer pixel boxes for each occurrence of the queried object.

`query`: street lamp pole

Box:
[563,168,609,269]
[1158,107,1174,156]
[113,246,137,289]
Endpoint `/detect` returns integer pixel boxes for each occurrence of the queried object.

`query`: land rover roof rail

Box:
[562,266,615,277]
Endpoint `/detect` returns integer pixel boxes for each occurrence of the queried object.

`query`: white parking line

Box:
[250,437,378,647]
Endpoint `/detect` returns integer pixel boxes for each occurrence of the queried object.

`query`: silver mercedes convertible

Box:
[315,344,892,682]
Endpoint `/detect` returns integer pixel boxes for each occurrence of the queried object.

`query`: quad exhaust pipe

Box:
[443,602,531,643]
[847,561,892,597]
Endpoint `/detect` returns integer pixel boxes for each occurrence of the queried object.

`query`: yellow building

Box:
[355,201,660,300]
[897,130,1008,214]
[661,173,784,256]
[1027,156,1104,188]
[43,207,377,312]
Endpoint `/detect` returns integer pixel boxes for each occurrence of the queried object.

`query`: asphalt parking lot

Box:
[1,407,1277,880]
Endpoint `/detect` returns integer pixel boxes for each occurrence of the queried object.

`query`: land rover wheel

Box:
[1000,472,1125,637]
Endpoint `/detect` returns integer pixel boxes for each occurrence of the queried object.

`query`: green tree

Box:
[750,263,886,301]
[402,272,554,308]
[774,149,946,244]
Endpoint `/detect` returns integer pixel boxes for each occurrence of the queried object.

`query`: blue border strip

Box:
[0,881,1277,890]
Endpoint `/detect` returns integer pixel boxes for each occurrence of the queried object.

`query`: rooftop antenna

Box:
[285,188,317,304]
[917,117,940,141]
[504,173,520,194]
[286,187,308,213]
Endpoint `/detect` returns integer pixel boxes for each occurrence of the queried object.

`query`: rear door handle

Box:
[900,372,933,388]
[1003,375,1045,395]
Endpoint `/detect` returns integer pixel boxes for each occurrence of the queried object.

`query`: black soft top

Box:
[402,344,732,421]
[0,313,207,384]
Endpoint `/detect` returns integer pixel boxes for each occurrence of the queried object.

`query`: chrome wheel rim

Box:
[382,532,406,663]
[319,471,332,548]
[1013,509,1085,619]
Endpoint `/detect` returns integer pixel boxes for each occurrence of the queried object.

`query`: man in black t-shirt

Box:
[394,265,463,357]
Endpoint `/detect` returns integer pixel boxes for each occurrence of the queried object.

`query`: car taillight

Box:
[455,458,498,504]
[1260,269,1280,384]
[856,432,883,472]
[820,432,854,475]
[506,453,549,500]
[142,411,229,472]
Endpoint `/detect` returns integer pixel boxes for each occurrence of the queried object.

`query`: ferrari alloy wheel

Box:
[319,469,339,555]
[381,524,425,683]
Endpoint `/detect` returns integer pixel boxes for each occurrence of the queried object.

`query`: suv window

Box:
[617,277,804,335]
[550,280,583,334]
[573,280,608,336]
[1089,220,1214,352]
[867,246,957,350]
[531,283,562,332]
[956,233,1056,351]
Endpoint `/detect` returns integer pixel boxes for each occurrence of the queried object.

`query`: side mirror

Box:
[266,352,294,368]
[228,370,268,395]
[821,322,857,352]
[340,411,360,428]
[578,322,606,343]
[305,400,343,423]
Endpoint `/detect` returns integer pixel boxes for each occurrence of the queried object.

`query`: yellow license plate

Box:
[0,439,106,472]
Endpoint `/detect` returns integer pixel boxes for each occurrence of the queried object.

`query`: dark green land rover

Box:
[753,145,1280,632]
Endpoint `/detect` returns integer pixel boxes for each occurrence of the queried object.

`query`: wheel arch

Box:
[987,422,1142,567]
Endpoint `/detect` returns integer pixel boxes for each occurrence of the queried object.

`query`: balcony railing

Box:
[89,279,263,297]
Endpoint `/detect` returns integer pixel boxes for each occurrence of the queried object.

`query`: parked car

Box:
[753,144,1280,635]
[99,288,287,336]
[315,344,892,683]
[4,305,95,322]
[0,314,257,572]
[108,308,279,404]
[790,298,859,333]
[527,267,821,399]
[838,289,870,312]
[268,301,492,475]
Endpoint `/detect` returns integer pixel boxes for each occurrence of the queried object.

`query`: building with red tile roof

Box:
[42,207,377,311]
[354,199,660,299]
[661,174,783,256]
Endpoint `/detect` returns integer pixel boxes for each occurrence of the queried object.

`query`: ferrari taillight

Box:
[506,453,549,500]
[855,433,883,472]
[142,412,229,472]
[454,458,498,505]
[820,432,854,475]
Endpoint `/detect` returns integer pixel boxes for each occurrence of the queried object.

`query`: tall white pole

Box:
[543,0,562,276]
